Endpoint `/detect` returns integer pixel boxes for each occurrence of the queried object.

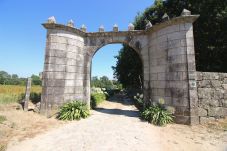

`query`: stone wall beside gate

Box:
[196,72,227,124]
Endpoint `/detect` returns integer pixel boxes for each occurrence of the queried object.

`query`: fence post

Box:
[24,77,32,111]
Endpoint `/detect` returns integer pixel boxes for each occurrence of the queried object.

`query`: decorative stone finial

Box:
[47,16,56,24]
[67,19,74,27]
[128,23,135,31]
[181,9,191,16]
[81,24,87,32]
[162,13,170,21]
[146,21,152,29]
[99,25,104,32]
[113,24,118,32]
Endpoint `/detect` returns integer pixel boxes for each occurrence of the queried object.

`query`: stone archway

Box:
[40,10,200,125]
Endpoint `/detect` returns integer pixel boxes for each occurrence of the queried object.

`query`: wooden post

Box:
[24,78,32,111]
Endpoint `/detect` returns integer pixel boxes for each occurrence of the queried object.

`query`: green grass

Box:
[0,115,7,124]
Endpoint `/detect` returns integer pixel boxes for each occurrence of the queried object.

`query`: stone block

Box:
[197,80,211,88]
[187,62,196,72]
[223,108,227,116]
[200,117,215,124]
[168,63,187,72]
[173,98,189,107]
[222,84,227,90]
[168,39,186,49]
[203,73,219,80]
[196,72,203,81]
[190,116,200,125]
[174,116,190,125]
[48,49,66,58]
[211,80,222,88]
[186,37,194,47]
[197,88,214,99]
[198,108,207,116]
[157,88,165,96]
[47,43,64,51]
[168,31,186,40]
[208,107,223,117]
[186,46,195,55]
[168,47,186,56]
[213,90,224,99]
[157,72,166,80]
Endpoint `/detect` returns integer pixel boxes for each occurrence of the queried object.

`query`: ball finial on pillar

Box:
[99,25,104,32]
[81,24,87,32]
[146,21,152,29]
[113,24,118,32]
[67,19,74,27]
[162,13,170,22]
[181,9,191,16]
[128,23,135,31]
[47,16,56,24]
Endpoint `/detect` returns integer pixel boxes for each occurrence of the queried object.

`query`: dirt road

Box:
[6,95,227,151]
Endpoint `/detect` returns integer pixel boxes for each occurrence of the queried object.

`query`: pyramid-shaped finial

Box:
[81,24,87,32]
[128,23,135,31]
[146,21,152,29]
[99,25,105,32]
[181,9,191,16]
[162,13,170,22]
[47,16,56,24]
[113,24,118,32]
[67,19,74,27]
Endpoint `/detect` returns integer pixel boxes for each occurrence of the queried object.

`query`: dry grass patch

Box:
[0,103,64,150]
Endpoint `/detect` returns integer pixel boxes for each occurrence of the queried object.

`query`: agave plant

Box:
[141,101,174,126]
[58,101,90,121]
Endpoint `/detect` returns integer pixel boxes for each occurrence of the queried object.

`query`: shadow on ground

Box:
[95,107,139,117]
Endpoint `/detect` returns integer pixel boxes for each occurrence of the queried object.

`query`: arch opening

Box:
[89,43,144,112]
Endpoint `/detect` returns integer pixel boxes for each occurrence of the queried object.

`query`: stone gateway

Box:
[40,9,227,125]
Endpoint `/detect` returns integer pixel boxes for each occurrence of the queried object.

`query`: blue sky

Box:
[0,0,153,79]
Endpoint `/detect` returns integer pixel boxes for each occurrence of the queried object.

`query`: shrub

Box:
[58,101,90,121]
[140,99,174,126]
[30,92,41,104]
[90,93,106,109]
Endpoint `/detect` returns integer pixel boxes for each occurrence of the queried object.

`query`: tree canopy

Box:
[0,70,41,86]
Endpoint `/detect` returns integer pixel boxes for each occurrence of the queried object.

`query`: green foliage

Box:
[112,45,143,89]
[90,93,106,109]
[58,101,90,121]
[0,71,26,85]
[91,76,122,90]
[0,115,6,124]
[31,75,42,86]
[29,92,41,104]
[141,103,173,126]
[0,70,42,86]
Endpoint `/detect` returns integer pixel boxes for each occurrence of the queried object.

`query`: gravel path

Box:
[7,95,227,151]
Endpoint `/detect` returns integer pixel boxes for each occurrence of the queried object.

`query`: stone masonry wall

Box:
[148,22,197,124]
[197,72,227,124]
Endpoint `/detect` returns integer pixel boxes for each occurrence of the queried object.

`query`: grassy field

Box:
[0,85,42,104]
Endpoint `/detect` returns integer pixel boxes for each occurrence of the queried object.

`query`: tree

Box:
[112,45,143,89]
[31,75,42,85]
